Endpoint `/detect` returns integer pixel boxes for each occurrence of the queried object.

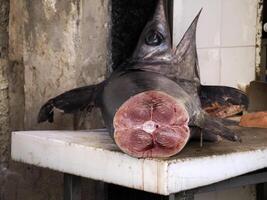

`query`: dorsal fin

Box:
[174,9,202,82]
[131,0,172,63]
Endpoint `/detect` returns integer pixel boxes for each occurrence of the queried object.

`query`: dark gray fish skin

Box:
[101,69,241,142]
[99,70,202,136]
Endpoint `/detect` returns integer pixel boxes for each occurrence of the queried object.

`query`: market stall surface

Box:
[11,127,267,195]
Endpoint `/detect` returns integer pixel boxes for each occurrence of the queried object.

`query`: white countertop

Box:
[11,127,267,195]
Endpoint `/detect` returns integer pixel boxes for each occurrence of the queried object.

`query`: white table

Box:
[11,127,267,199]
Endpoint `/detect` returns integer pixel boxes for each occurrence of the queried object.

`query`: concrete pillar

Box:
[20,0,109,130]
[5,0,110,199]
[0,0,10,165]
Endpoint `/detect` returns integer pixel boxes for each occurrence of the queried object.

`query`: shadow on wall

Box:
[111,0,158,70]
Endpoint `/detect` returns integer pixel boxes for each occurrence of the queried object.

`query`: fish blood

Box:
[114,90,190,158]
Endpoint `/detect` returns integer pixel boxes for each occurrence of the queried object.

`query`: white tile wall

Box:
[173,1,257,199]
[220,47,256,87]
[198,48,221,85]
[173,0,221,48]
[221,0,257,47]
[173,0,257,88]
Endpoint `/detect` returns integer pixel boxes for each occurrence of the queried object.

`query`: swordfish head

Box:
[126,0,202,84]
[131,0,172,63]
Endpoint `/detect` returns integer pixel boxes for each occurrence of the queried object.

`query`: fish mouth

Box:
[113,90,190,158]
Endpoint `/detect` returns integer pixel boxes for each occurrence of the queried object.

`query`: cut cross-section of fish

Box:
[114,90,190,158]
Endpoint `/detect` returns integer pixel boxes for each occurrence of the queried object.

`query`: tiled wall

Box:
[173,0,258,88]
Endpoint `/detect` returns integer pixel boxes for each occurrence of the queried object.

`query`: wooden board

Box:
[11,127,267,195]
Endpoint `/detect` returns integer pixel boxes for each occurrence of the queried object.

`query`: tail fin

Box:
[38,82,104,123]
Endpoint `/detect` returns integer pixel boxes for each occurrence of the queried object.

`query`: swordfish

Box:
[38,0,248,158]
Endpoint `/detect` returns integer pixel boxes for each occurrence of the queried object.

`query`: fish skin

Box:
[99,70,202,136]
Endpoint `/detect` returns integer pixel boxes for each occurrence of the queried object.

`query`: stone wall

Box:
[0,0,10,165]
[1,0,110,199]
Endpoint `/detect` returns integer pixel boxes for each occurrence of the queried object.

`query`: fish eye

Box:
[145,30,164,46]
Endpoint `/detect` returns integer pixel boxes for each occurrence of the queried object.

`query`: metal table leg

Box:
[166,192,194,200]
[64,173,81,200]
[165,169,267,200]
[257,183,267,200]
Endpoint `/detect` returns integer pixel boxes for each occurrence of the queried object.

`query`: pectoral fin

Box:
[200,85,249,118]
[38,82,104,123]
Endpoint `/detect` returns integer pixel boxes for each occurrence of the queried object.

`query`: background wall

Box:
[173,0,259,88]
[0,0,109,199]
[173,0,261,200]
